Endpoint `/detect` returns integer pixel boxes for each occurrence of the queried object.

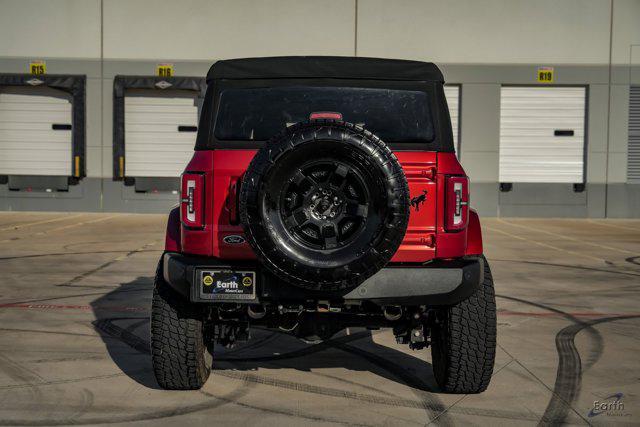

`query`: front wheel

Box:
[430,256,497,393]
[150,261,212,390]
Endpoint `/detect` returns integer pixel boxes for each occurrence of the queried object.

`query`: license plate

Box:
[198,270,256,301]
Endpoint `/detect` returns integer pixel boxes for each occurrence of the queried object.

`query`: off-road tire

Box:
[431,256,497,393]
[239,120,410,291]
[150,261,212,390]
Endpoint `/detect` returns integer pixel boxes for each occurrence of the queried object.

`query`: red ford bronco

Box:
[151,57,496,393]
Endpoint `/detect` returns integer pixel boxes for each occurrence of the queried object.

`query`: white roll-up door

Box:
[124,91,198,178]
[0,89,72,176]
[499,86,586,183]
[444,85,460,154]
[628,86,640,183]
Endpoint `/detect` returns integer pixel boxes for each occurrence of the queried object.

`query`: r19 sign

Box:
[537,67,554,83]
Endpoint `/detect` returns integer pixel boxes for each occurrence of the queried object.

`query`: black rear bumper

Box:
[162,253,483,306]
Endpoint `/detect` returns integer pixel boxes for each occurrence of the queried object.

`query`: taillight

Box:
[309,111,342,120]
[445,176,469,231]
[181,173,204,228]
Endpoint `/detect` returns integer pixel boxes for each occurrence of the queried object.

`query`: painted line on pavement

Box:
[0,214,85,232]
[483,225,606,263]
[0,215,123,244]
[498,218,636,255]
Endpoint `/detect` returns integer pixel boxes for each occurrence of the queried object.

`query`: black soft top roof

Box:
[207,56,444,82]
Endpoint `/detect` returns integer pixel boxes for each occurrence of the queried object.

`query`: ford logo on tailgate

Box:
[223,235,246,245]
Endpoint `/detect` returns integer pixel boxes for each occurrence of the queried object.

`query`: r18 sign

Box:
[157,63,174,77]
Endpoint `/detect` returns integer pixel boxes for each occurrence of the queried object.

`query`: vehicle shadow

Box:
[215,326,440,393]
[90,276,160,389]
[90,277,440,393]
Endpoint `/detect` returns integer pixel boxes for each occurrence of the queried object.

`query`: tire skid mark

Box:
[327,340,452,425]
[626,256,640,266]
[29,355,107,364]
[0,302,147,313]
[496,294,639,426]
[0,352,45,402]
[0,327,105,339]
[0,371,138,390]
[93,319,151,355]
[497,309,640,318]
[212,369,448,411]
[490,258,640,278]
[0,250,161,262]
[497,294,606,372]
[538,315,640,426]
[198,389,372,427]
[311,371,397,397]
[211,370,539,422]
[0,386,243,426]
[0,285,148,307]
[496,294,597,425]
[64,388,95,424]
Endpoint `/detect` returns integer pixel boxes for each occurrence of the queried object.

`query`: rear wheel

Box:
[430,256,497,393]
[150,261,212,390]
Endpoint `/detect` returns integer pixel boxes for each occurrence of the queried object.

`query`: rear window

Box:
[214,86,434,143]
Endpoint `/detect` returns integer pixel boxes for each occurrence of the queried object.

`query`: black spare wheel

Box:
[239,120,410,291]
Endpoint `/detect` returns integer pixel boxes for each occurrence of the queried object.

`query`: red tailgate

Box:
[391,152,437,263]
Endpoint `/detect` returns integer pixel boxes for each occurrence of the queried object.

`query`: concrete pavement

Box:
[0,212,638,426]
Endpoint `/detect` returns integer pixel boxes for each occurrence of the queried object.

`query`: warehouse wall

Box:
[0,0,638,217]
[358,0,612,64]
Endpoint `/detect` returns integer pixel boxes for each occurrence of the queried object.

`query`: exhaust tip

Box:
[383,305,403,321]
[247,304,266,319]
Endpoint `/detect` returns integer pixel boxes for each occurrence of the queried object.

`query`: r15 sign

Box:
[30,61,46,75]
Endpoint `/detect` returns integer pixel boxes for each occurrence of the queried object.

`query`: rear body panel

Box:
[391,152,437,262]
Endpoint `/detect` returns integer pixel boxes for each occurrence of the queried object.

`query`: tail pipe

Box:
[383,305,403,321]
[247,304,266,319]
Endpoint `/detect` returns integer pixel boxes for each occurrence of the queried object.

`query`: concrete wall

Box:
[0,0,639,217]
[358,0,612,64]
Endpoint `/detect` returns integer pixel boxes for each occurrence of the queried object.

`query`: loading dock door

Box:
[0,88,72,176]
[628,86,640,183]
[124,90,198,178]
[499,86,586,183]
[444,85,460,155]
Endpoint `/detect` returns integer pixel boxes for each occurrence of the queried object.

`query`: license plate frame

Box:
[196,269,257,301]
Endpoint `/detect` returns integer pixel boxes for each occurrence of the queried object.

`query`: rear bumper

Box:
[162,252,483,306]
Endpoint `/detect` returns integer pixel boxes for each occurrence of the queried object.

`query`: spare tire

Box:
[239,121,409,291]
